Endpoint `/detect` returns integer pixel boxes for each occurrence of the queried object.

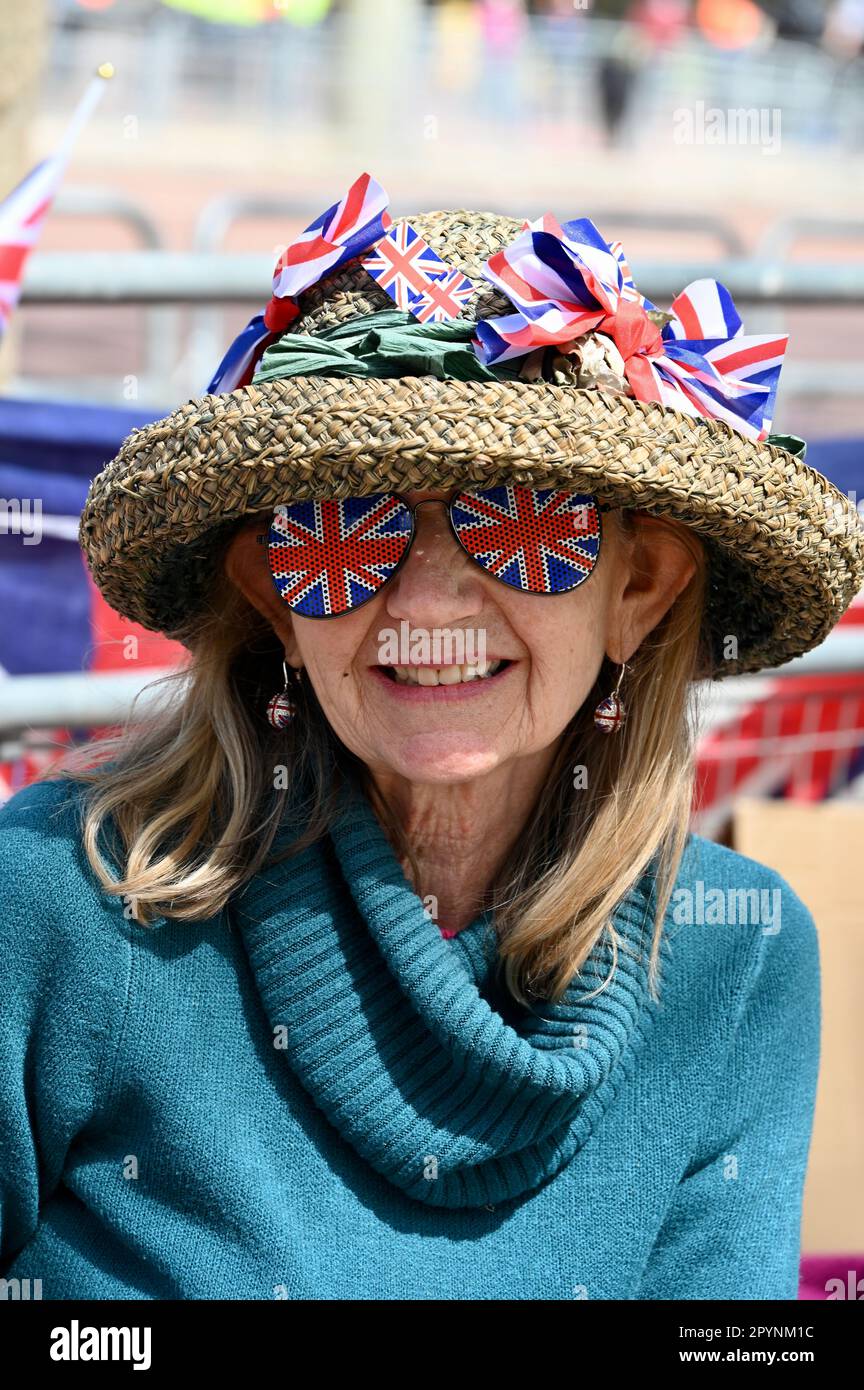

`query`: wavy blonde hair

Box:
[40,507,711,1007]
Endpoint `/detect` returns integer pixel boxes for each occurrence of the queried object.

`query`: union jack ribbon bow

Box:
[208,173,476,393]
[473,214,788,442]
[207,171,392,394]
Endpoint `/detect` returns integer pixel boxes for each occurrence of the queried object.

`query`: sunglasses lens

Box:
[450,486,602,594]
[268,496,413,617]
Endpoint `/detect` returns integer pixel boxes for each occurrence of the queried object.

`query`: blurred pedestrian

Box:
[695,0,768,47]
[596,0,689,145]
[534,0,593,119]
[478,0,528,124]
[824,0,864,58]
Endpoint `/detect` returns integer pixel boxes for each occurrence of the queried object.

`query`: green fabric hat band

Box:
[252,306,806,461]
[766,432,807,459]
[253,307,524,385]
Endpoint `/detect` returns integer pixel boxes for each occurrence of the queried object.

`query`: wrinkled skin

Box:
[225,489,697,932]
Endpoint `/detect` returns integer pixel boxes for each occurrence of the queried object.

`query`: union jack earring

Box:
[594,661,629,734]
[266,660,300,729]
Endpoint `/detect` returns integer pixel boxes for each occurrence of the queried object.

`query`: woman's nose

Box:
[383,499,485,625]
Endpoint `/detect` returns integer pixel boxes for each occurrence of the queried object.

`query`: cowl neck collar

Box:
[230,783,665,1210]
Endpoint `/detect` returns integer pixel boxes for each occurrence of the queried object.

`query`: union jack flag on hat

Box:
[361,220,474,323]
[654,279,787,439]
[474,214,788,442]
[474,213,651,366]
[207,172,392,394]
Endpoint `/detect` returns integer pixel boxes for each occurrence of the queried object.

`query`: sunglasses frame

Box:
[257,486,613,619]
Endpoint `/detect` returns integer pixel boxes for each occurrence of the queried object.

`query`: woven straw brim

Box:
[79,372,864,679]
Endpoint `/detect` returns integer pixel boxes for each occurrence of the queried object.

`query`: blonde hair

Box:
[40,508,710,1008]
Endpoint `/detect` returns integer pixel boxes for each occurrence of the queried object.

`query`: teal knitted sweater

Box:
[0,773,819,1300]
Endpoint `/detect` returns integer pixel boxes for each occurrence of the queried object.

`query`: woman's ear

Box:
[223,517,303,668]
[607,515,701,664]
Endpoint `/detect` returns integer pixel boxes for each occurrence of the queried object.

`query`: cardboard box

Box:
[733,797,864,1252]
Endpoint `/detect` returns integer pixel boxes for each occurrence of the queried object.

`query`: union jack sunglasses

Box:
[259,485,610,619]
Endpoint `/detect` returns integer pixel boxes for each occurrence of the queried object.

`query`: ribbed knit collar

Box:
[230,784,664,1210]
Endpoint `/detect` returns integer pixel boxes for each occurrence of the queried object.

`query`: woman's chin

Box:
[377,732,504,782]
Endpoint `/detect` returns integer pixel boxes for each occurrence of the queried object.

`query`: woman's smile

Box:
[369,657,517,700]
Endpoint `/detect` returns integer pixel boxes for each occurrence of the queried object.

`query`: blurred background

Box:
[0,0,863,1292]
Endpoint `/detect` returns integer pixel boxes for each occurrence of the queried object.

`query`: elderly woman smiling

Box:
[223,488,696,947]
[1,199,863,1304]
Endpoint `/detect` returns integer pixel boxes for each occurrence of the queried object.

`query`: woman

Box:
[1,191,862,1301]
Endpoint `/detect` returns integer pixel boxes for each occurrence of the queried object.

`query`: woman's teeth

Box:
[389,659,504,686]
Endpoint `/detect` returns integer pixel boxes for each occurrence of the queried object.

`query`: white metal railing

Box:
[0,669,180,736]
[20,250,863,306]
[41,10,864,150]
[12,243,864,406]
[0,629,862,740]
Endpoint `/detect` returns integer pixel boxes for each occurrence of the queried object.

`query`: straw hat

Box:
[78,206,864,679]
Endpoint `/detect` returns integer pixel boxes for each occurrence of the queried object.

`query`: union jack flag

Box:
[654,278,788,439]
[267,496,411,618]
[0,71,109,340]
[208,171,392,394]
[450,487,602,594]
[474,213,787,442]
[361,220,474,322]
[270,172,391,306]
[411,265,475,324]
[475,212,651,366]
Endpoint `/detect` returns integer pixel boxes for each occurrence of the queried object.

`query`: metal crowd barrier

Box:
[46,187,179,401]
[1,636,862,739]
[0,669,172,736]
[20,250,864,306]
[15,246,864,404]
